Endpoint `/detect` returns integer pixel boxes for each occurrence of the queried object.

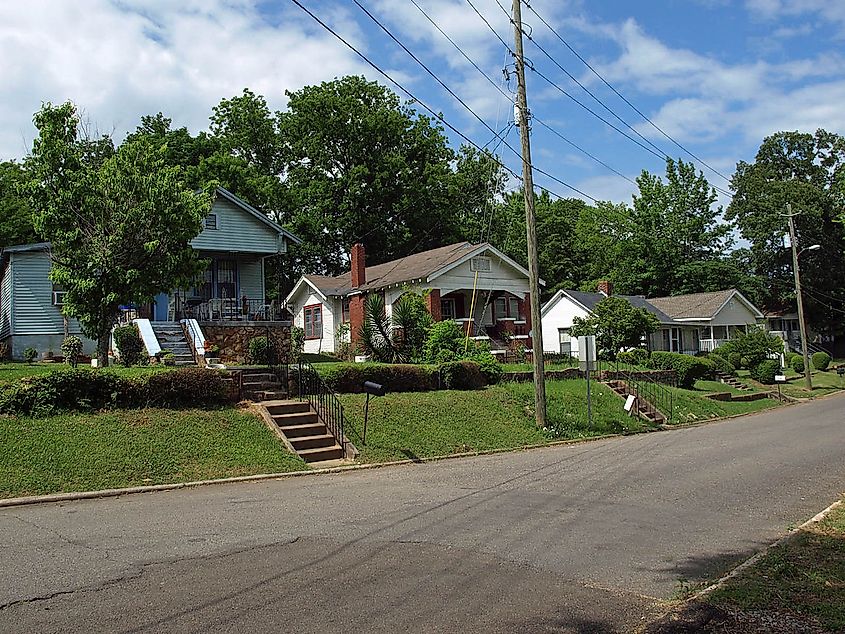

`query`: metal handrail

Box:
[295,360,348,453]
[611,361,675,424]
[180,321,199,366]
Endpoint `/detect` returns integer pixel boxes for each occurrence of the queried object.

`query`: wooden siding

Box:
[291,287,336,354]
[433,254,529,296]
[711,296,759,326]
[540,293,590,354]
[190,198,285,254]
[238,257,264,302]
[10,251,83,336]
[0,262,12,339]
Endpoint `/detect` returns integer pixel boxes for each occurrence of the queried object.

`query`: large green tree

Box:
[24,103,212,364]
[0,161,38,246]
[570,296,660,359]
[727,129,845,333]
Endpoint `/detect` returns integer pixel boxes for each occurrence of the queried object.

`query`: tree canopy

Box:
[24,102,211,363]
[569,296,660,359]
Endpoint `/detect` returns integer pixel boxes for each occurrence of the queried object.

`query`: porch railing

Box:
[698,338,729,353]
[177,298,288,322]
[295,360,349,453]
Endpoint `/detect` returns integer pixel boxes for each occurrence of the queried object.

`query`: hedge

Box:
[0,368,228,416]
[812,351,831,371]
[708,352,734,376]
[646,351,713,388]
[750,359,780,385]
[438,361,486,390]
[316,363,438,393]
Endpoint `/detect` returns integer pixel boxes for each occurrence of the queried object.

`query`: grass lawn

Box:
[0,362,174,385]
[0,407,307,498]
[667,385,778,425]
[705,498,845,632]
[338,379,648,463]
[738,366,845,399]
[692,379,757,395]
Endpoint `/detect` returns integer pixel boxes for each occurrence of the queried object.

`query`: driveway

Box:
[2,394,844,633]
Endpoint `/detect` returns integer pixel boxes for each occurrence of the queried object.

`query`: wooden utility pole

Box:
[512,0,547,426]
[786,205,812,390]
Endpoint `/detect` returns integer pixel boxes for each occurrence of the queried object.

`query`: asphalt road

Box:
[1,394,844,633]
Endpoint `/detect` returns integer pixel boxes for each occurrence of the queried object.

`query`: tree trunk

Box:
[97,333,109,368]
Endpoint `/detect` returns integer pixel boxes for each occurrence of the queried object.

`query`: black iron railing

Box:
[176,297,288,322]
[295,360,348,453]
[612,361,675,424]
[265,325,289,390]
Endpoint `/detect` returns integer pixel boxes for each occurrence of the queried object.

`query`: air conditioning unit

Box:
[470,256,492,272]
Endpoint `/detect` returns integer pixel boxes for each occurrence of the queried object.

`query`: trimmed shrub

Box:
[61,335,84,368]
[617,348,648,366]
[783,351,797,366]
[23,347,37,364]
[728,352,742,370]
[438,360,486,390]
[317,363,437,393]
[113,325,144,366]
[143,368,227,407]
[812,351,831,371]
[0,369,123,415]
[790,355,805,373]
[647,351,712,388]
[708,352,734,376]
[750,359,780,385]
[467,352,502,385]
[248,336,270,365]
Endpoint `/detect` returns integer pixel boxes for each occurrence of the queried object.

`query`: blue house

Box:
[0,187,300,361]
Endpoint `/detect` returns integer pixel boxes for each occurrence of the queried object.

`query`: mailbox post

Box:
[362,381,385,445]
[774,372,787,402]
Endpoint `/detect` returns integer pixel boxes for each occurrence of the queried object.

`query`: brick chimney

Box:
[597,280,613,297]
[351,243,366,288]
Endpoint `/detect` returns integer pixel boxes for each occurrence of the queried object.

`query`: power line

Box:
[522,1,734,186]
[409,0,636,187]
[348,0,600,203]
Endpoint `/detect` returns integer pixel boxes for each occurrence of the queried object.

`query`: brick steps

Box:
[604,379,666,424]
[264,400,343,463]
[716,371,753,391]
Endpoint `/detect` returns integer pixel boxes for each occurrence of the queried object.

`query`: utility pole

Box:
[512,0,547,426]
[786,204,812,390]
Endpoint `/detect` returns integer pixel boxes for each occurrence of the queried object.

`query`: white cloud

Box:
[0,0,371,159]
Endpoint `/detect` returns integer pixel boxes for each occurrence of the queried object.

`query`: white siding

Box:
[190,198,284,254]
[540,293,590,354]
[291,286,335,354]
[432,253,529,296]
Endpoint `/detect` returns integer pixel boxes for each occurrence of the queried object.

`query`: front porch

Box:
[653,324,750,355]
[436,289,531,350]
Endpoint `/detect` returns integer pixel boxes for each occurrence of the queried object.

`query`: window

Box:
[52,290,67,306]
[341,297,351,323]
[204,214,218,230]
[441,298,456,320]
[508,297,520,319]
[304,304,323,339]
[558,329,571,355]
[216,259,237,299]
[670,327,681,352]
[470,256,491,272]
[495,297,507,319]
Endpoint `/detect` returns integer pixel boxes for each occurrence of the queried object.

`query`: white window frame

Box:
[204,214,219,230]
[558,328,571,355]
[469,256,492,272]
[52,290,67,306]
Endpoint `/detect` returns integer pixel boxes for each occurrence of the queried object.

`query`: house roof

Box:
[649,289,764,321]
[561,290,675,324]
[302,242,515,297]
[214,186,302,245]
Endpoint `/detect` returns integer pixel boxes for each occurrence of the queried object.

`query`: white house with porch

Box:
[286,242,539,356]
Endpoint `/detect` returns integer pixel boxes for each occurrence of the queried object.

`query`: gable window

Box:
[441,298,456,320]
[304,304,323,339]
[52,290,67,306]
[204,214,218,230]
[470,256,491,272]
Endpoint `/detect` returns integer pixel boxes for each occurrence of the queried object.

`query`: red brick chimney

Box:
[351,243,366,288]
[597,280,613,297]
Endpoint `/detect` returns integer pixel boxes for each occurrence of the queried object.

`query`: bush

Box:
[23,347,37,364]
[750,359,780,385]
[291,326,305,362]
[61,335,84,368]
[708,352,735,376]
[812,351,831,371]
[438,360,487,390]
[422,320,465,363]
[317,363,437,393]
[248,336,270,365]
[647,351,712,388]
[717,327,783,370]
[791,355,805,373]
[617,348,648,366]
[143,368,227,407]
[728,352,742,370]
[113,325,144,366]
[467,352,502,385]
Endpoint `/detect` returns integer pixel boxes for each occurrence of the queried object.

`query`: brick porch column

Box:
[426,288,442,321]
[349,293,365,348]
[523,292,533,348]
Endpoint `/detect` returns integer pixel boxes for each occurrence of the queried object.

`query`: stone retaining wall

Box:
[200,322,292,365]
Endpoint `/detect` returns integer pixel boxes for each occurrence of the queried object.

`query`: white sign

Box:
[624,394,636,412]
[578,335,597,371]
[775,374,787,383]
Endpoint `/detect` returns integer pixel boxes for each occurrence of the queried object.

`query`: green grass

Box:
[707,498,845,632]
[0,362,174,385]
[738,367,845,399]
[339,378,650,463]
[0,407,307,498]
[667,385,778,424]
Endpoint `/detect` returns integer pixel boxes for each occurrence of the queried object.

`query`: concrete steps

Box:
[716,372,753,391]
[151,321,196,366]
[604,379,666,424]
[264,400,343,463]
[239,368,287,402]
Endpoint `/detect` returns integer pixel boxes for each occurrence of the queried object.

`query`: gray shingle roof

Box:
[565,290,675,324]
[648,289,737,320]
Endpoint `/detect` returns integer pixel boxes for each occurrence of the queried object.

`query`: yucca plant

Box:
[358,291,432,363]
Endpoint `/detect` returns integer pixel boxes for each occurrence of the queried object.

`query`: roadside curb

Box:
[690,495,845,602]
[2,389,842,509]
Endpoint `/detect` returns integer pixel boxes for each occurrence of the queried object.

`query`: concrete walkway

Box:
[1,394,844,632]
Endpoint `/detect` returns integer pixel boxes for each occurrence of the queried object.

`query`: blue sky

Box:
[1,0,843,208]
